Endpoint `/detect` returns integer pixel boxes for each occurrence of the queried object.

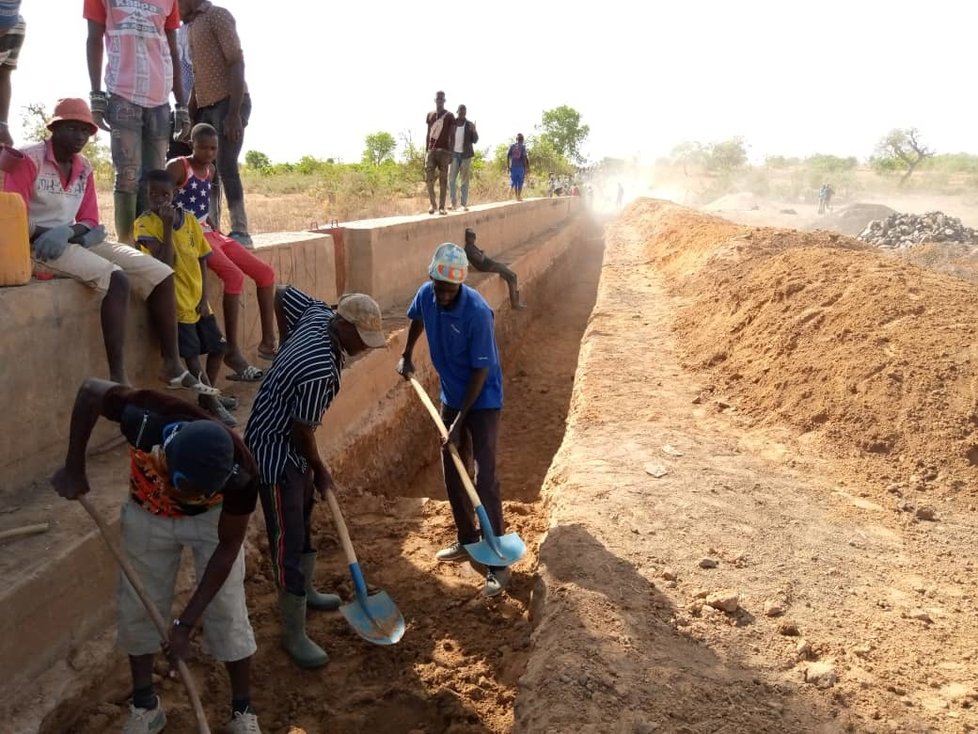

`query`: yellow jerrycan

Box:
[0,190,31,286]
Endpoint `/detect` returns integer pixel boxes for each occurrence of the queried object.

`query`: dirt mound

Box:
[898,241,978,283]
[813,203,897,236]
[624,199,978,497]
[701,192,772,212]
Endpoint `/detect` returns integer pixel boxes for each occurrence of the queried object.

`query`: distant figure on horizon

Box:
[426,90,455,215]
[449,104,478,212]
[507,133,529,202]
[818,183,834,214]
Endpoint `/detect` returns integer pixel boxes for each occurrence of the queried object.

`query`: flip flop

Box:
[257,348,278,361]
[166,370,221,397]
[226,365,264,382]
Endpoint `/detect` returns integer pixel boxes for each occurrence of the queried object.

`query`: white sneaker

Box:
[228,710,262,734]
[484,568,512,598]
[122,696,166,734]
[435,541,468,562]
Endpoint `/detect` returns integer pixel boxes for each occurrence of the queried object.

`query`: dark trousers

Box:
[473,257,521,307]
[441,405,503,544]
[426,148,452,210]
[258,461,314,596]
[196,94,252,234]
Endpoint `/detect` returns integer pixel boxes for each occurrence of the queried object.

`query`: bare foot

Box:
[224,350,252,374]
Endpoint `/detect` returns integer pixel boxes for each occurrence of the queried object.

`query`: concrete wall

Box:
[343,198,577,310]
[0,231,335,495]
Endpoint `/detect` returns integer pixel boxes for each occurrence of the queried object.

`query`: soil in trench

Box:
[61,230,605,734]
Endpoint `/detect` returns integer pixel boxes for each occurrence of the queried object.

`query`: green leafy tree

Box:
[670,141,706,176]
[870,128,934,185]
[244,149,272,173]
[704,137,748,174]
[527,136,574,179]
[362,131,397,165]
[538,105,590,164]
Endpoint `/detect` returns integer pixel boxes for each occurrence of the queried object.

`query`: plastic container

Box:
[0,190,31,286]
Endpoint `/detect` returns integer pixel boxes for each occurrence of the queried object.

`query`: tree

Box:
[704,137,748,174]
[670,141,706,176]
[527,136,575,179]
[538,105,590,165]
[244,149,271,172]
[871,128,934,186]
[362,131,396,166]
[22,102,113,180]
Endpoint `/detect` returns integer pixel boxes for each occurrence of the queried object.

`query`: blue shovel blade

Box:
[340,590,405,646]
[465,531,526,568]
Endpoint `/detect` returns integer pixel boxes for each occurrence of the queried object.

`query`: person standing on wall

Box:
[178,0,254,248]
[85,0,190,244]
[0,1,25,148]
[396,243,513,597]
[448,104,478,212]
[507,133,529,202]
[425,90,455,216]
[245,286,387,669]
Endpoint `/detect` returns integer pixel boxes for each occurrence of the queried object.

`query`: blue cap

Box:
[163,421,235,495]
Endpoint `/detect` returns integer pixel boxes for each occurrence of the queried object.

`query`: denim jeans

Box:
[196,94,252,234]
[449,152,472,207]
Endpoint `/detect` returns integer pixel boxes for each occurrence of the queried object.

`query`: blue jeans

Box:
[196,94,252,234]
[449,152,472,207]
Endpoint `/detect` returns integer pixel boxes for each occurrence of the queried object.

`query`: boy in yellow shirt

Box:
[136,170,236,426]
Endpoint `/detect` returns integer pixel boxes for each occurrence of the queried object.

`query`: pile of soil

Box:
[622,199,978,497]
[812,203,897,236]
[701,192,771,212]
[898,241,978,283]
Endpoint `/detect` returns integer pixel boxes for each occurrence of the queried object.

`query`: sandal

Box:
[226,365,264,382]
[166,370,221,396]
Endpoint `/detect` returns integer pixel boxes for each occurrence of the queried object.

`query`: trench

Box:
[52,227,605,734]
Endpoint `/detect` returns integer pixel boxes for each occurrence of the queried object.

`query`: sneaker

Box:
[228,231,254,249]
[484,568,512,598]
[219,394,239,411]
[462,206,469,212]
[228,709,262,734]
[439,209,448,216]
[428,207,436,215]
[435,541,468,563]
[123,697,167,734]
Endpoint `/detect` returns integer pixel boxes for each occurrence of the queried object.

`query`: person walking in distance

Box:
[507,134,529,202]
[396,243,513,597]
[245,286,387,668]
[449,104,478,212]
[85,0,190,244]
[426,90,455,215]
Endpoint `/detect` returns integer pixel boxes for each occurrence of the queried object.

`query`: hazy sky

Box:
[13,1,978,165]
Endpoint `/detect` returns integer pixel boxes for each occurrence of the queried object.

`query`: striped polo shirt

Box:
[245,287,343,485]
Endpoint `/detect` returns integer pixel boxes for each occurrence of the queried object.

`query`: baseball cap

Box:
[163,421,235,496]
[47,98,98,135]
[428,242,468,284]
[336,293,386,349]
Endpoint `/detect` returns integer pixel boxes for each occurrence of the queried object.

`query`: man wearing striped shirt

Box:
[244,286,386,669]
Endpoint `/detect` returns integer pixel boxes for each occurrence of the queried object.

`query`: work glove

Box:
[173,105,192,142]
[73,224,107,248]
[89,91,110,132]
[32,225,74,262]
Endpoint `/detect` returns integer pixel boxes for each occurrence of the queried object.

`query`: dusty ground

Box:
[517,201,978,733]
[52,227,604,733]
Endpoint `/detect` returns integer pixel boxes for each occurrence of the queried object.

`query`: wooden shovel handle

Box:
[407,377,484,509]
[77,495,211,734]
[324,488,358,566]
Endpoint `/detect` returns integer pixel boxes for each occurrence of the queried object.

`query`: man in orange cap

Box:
[3,98,215,395]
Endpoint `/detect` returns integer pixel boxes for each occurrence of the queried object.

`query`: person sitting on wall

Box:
[3,97,215,395]
[462,227,526,311]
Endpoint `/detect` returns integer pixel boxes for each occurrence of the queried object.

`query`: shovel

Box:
[78,495,211,734]
[323,487,405,645]
[407,376,526,568]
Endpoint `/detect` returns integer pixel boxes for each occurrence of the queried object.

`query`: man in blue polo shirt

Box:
[396,242,510,597]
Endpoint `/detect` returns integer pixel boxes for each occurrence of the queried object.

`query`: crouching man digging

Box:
[52,379,263,734]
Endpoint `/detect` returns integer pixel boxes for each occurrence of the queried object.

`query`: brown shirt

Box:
[187,2,248,108]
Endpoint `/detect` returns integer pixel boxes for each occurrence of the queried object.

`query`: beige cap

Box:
[336,293,386,348]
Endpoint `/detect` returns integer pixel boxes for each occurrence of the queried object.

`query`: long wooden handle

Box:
[324,489,358,566]
[0,522,49,541]
[407,377,484,510]
[78,495,211,734]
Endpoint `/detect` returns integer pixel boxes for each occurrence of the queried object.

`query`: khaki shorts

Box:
[117,501,257,662]
[40,241,172,300]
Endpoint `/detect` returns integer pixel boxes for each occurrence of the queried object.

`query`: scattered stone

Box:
[796,639,814,660]
[699,557,719,569]
[780,208,798,215]
[778,621,801,637]
[852,643,874,659]
[859,211,978,249]
[644,463,669,479]
[706,590,741,613]
[907,609,934,624]
[764,600,786,617]
[662,568,678,581]
[661,444,683,457]
[915,506,938,522]
[804,661,838,689]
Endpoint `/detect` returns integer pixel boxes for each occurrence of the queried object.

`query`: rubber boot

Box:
[278,592,329,669]
[300,552,341,611]
[114,191,138,245]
